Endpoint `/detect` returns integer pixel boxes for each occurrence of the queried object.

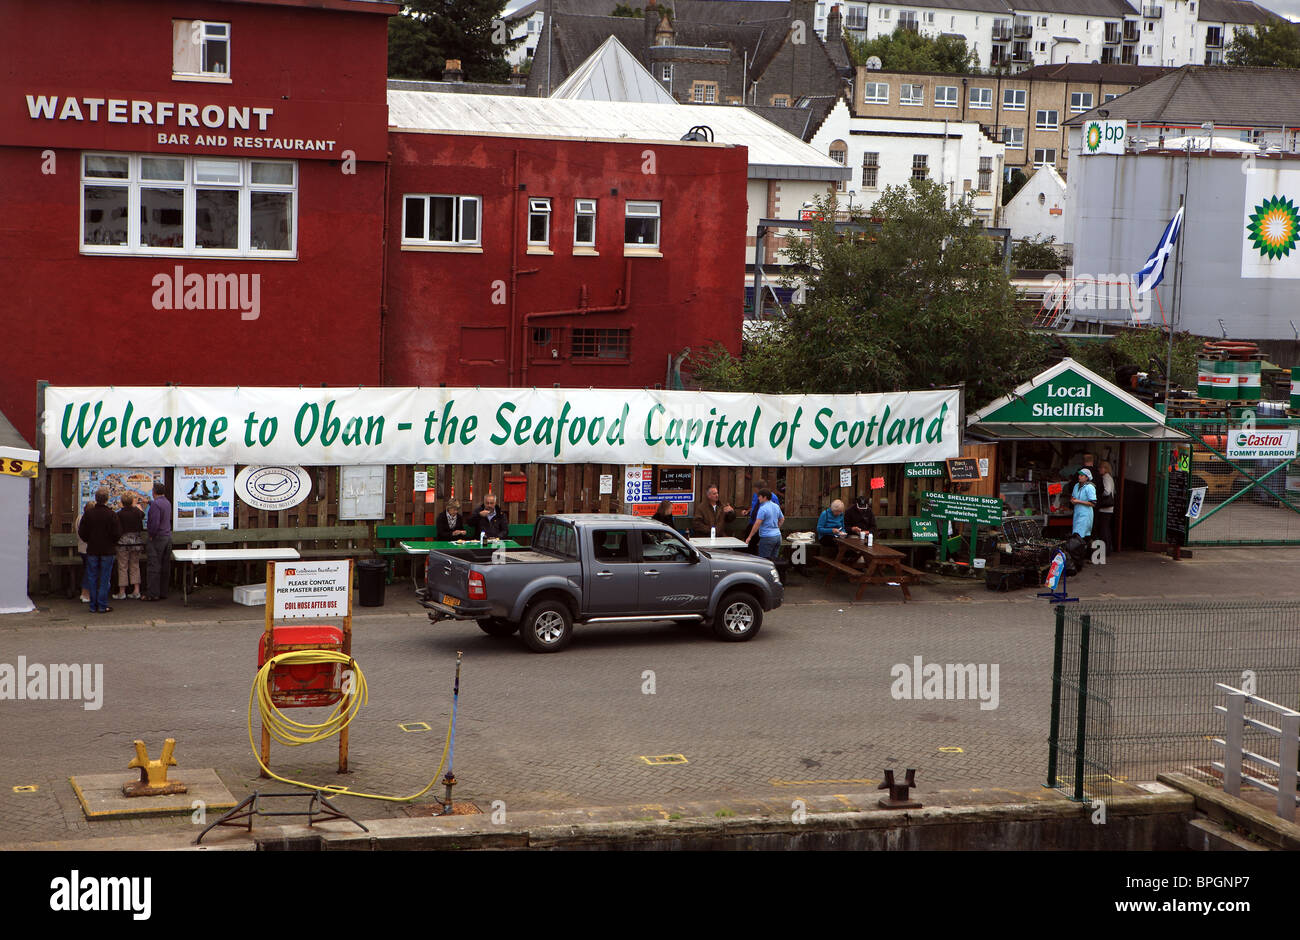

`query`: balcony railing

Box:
[1206,31,1223,47]
[1121,46,1137,64]
[1013,18,1033,37]
[1104,24,1122,44]
[1012,43,1032,62]
[1123,22,1140,41]
[992,23,1012,41]
[1101,47,1119,63]
[1142,4,1163,16]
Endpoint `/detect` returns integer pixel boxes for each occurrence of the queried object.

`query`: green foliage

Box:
[1011,235,1064,271]
[388,0,518,83]
[688,182,1045,410]
[1002,168,1027,206]
[1060,328,1201,390]
[612,3,644,16]
[1225,20,1300,68]
[848,26,978,73]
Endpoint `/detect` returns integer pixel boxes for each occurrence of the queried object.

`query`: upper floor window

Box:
[970,87,992,109]
[862,82,889,105]
[528,198,551,248]
[625,201,660,249]
[911,154,928,181]
[691,82,718,104]
[1035,109,1059,130]
[82,152,295,257]
[1071,91,1094,113]
[900,84,924,106]
[862,151,880,188]
[660,64,672,81]
[574,199,597,248]
[572,328,630,360]
[936,85,958,107]
[403,194,480,248]
[771,95,790,107]
[173,20,230,80]
[1003,88,1027,111]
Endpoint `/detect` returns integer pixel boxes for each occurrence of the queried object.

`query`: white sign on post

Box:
[599,474,613,495]
[413,470,428,491]
[1186,486,1208,520]
[273,560,351,619]
[839,467,852,487]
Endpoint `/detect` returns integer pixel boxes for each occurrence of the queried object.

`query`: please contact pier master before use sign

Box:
[273,560,350,619]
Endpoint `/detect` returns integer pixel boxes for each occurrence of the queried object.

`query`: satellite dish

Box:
[866,56,883,70]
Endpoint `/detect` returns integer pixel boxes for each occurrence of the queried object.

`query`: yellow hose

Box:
[247,650,452,802]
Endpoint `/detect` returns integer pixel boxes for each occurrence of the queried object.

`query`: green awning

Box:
[967,422,1190,442]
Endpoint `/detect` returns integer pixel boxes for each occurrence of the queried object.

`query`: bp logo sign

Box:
[1085,122,1103,153]
[1082,119,1124,155]
[1246,195,1300,260]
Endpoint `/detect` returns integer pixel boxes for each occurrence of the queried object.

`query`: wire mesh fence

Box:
[1048,600,1300,800]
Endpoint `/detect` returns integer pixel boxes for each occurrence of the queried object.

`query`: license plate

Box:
[441,594,462,608]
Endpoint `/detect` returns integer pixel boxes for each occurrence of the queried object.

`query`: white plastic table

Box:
[689,536,750,550]
[171,547,301,604]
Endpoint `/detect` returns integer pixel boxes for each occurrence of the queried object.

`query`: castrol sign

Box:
[1226,430,1298,460]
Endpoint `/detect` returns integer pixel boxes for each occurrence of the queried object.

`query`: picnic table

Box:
[170,547,301,605]
[688,536,750,550]
[814,536,922,602]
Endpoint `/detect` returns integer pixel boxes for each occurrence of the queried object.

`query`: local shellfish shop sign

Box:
[44,386,961,468]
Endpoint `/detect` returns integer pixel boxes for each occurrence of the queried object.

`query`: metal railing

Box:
[1213,683,1300,822]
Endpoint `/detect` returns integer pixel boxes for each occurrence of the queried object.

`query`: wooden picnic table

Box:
[814,537,922,602]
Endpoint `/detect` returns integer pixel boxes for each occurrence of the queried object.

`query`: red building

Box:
[0,0,748,444]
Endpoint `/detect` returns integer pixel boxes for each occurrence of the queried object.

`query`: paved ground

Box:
[2,546,1297,847]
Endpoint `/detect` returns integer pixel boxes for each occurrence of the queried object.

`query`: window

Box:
[533,520,578,559]
[691,81,718,103]
[1003,88,1026,111]
[1104,92,1119,102]
[1036,41,1047,52]
[862,151,879,188]
[1070,92,1094,113]
[574,199,597,248]
[771,95,790,107]
[911,154,928,181]
[572,328,630,360]
[172,19,230,79]
[969,87,992,109]
[640,529,693,561]
[1033,148,1057,166]
[81,152,295,256]
[624,200,660,249]
[592,529,634,562]
[936,85,958,108]
[878,7,891,18]
[862,82,889,104]
[660,64,672,81]
[1002,127,1025,149]
[900,83,924,106]
[978,156,993,192]
[403,194,480,247]
[830,143,847,192]
[527,197,551,247]
[1038,15,1048,26]
[1035,109,1059,130]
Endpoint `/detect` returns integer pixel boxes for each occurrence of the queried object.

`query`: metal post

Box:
[1072,613,1092,802]
[1279,710,1299,823]
[1223,690,1244,797]
[1045,603,1066,788]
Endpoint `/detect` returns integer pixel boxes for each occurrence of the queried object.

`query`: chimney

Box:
[442,58,464,82]
[644,0,660,49]
[827,4,842,40]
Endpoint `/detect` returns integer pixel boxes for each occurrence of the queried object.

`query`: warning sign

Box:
[272,560,351,620]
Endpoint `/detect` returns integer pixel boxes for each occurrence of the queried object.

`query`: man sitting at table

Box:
[472,493,509,540]
[845,495,876,539]
[816,499,847,549]
[692,484,735,537]
[435,499,468,541]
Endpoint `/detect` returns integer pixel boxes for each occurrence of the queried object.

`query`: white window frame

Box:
[624,200,661,250]
[1035,109,1059,130]
[1003,88,1027,111]
[574,198,597,248]
[969,87,993,110]
[900,83,924,106]
[402,193,481,248]
[862,151,880,188]
[1070,91,1094,113]
[527,197,552,247]
[879,7,891,19]
[1003,127,1025,149]
[911,154,928,181]
[863,82,889,105]
[1033,148,1057,166]
[173,19,231,81]
[936,85,958,108]
[660,64,672,81]
[80,151,296,258]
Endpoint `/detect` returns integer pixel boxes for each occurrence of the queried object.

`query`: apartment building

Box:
[851,62,1173,175]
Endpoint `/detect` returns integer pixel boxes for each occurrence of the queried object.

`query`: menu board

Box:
[1165,448,1191,543]
[655,465,695,495]
[946,458,981,481]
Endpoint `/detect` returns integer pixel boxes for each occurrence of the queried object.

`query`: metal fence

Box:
[1047,600,1300,800]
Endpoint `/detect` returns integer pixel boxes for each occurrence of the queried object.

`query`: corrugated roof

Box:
[387,90,852,179]
[552,35,677,102]
[1066,65,1300,127]
[387,79,527,96]
[1198,0,1283,24]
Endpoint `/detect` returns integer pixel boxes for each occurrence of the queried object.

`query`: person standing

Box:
[1094,460,1116,553]
[435,499,468,541]
[78,487,121,613]
[74,500,94,603]
[744,489,784,561]
[114,493,145,599]
[143,483,172,601]
[1070,468,1097,540]
[691,484,735,536]
[743,479,780,554]
[473,492,509,540]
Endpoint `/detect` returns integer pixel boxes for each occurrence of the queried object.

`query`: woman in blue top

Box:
[1071,468,1097,538]
[816,499,847,549]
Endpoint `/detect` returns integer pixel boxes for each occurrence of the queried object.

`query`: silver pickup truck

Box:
[420,513,783,652]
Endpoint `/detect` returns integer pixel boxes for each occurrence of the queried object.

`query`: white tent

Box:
[0,412,37,614]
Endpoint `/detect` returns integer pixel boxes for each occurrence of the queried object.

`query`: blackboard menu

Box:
[655,465,695,495]
[946,458,981,481]
[1165,448,1191,543]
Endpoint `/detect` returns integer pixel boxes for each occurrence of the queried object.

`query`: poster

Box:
[339,465,386,520]
[174,465,234,531]
[839,467,852,487]
[77,468,164,512]
[272,560,350,620]
[46,386,961,468]
[599,474,613,495]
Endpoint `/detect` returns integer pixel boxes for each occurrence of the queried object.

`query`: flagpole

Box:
[1163,150,1190,406]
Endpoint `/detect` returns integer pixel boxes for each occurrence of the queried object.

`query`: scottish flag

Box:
[1134,207,1184,295]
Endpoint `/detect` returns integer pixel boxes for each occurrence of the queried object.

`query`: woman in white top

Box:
[1094,460,1116,553]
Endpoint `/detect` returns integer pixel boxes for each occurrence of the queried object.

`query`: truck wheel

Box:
[711,591,762,642]
[477,618,518,637]
[520,600,574,653]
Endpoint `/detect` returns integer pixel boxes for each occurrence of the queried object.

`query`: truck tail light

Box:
[468,571,486,600]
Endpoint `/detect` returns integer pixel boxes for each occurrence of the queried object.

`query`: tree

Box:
[848,26,978,73]
[1002,167,1027,205]
[611,3,644,16]
[1011,235,1064,270]
[689,182,1045,409]
[1060,328,1201,391]
[388,0,519,83]
[1225,20,1300,68]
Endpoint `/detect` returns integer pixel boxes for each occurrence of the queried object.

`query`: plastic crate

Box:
[233,583,267,606]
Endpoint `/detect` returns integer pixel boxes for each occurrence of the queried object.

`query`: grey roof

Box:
[1010,0,1138,15]
[1066,65,1300,127]
[387,79,527,96]
[903,0,1014,12]
[1017,63,1175,83]
[747,104,817,139]
[1198,0,1283,24]
[551,34,677,102]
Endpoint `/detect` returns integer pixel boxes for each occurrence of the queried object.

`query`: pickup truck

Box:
[420,513,783,652]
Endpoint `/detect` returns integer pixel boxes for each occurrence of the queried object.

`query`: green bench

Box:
[375,522,536,583]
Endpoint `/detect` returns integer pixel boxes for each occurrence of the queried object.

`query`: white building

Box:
[808,97,1006,223]
[1001,163,1070,242]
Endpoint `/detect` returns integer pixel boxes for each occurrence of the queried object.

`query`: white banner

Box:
[1242,168,1300,278]
[45,386,961,468]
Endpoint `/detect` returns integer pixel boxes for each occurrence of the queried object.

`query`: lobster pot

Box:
[1291,366,1300,410]
[1198,359,1237,400]
[1236,360,1262,403]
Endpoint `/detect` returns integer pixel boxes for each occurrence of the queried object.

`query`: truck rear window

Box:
[533,520,577,559]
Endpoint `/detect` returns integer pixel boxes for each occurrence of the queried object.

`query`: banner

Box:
[174,465,234,532]
[1242,167,1300,278]
[45,386,961,468]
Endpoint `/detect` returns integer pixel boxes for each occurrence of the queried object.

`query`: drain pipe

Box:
[520,260,634,386]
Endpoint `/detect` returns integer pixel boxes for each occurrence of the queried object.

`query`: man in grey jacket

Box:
[144,483,172,601]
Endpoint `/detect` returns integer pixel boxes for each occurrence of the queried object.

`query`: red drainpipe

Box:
[520,259,634,386]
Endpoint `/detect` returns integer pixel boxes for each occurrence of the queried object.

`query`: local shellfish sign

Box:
[971,363,1158,425]
[43,386,961,468]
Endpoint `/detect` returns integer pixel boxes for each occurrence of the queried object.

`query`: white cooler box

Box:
[233,583,267,606]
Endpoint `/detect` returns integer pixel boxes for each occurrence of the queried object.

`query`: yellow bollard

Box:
[122,738,189,797]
